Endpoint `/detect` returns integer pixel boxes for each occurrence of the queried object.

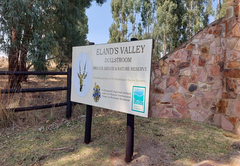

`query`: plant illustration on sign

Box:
[77,61,88,92]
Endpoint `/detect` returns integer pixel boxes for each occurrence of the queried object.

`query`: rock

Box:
[218,62,224,72]
[174,50,181,58]
[170,67,179,76]
[151,105,165,118]
[232,22,240,37]
[192,57,198,65]
[164,85,177,93]
[212,79,222,89]
[229,117,238,125]
[171,93,181,99]
[216,47,223,55]
[154,78,161,84]
[179,76,189,89]
[204,92,215,99]
[180,68,191,76]
[195,91,205,98]
[155,69,161,77]
[203,54,212,60]
[159,109,171,118]
[191,111,205,122]
[198,69,207,82]
[186,44,195,50]
[228,61,240,68]
[158,80,166,90]
[201,98,212,110]
[210,101,217,113]
[161,66,168,75]
[231,141,240,150]
[226,78,237,92]
[199,109,212,119]
[188,98,201,109]
[213,114,221,126]
[161,94,171,104]
[199,82,211,91]
[190,74,198,83]
[199,57,206,66]
[152,88,164,94]
[175,106,191,118]
[212,64,220,76]
[171,110,182,119]
[177,62,190,70]
[188,84,198,92]
[206,76,215,84]
[172,95,186,107]
[222,92,237,99]
[226,101,236,116]
[184,94,194,101]
[223,69,240,78]
[181,49,188,62]
[167,77,177,87]
[201,45,209,53]
[221,115,234,131]
[236,101,240,118]
[210,41,216,55]
[178,85,188,93]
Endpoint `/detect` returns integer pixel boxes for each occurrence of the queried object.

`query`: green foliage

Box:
[108,0,216,59]
[215,0,227,20]
[0,0,106,71]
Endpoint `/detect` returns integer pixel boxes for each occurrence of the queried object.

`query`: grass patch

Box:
[0,110,239,166]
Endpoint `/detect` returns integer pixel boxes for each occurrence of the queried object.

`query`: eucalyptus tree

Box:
[0,0,106,88]
[182,0,214,38]
[155,0,178,57]
[109,0,130,43]
[215,0,226,19]
[140,0,155,39]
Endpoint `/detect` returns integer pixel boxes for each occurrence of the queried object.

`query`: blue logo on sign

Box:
[131,86,146,113]
[133,89,144,105]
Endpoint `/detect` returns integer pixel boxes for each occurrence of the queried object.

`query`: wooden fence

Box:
[0,68,73,118]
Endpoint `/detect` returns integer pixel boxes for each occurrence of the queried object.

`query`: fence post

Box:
[66,67,72,119]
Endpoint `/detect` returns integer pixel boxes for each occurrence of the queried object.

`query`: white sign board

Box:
[71,39,153,117]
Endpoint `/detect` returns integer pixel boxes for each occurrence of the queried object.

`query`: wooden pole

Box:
[125,114,134,163]
[66,67,72,119]
[84,105,92,144]
[125,38,137,163]
[84,42,94,144]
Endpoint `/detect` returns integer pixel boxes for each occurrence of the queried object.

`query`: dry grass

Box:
[0,57,68,128]
[0,110,240,166]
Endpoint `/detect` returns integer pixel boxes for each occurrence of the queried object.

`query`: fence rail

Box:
[1,87,67,94]
[0,71,67,75]
[0,68,72,118]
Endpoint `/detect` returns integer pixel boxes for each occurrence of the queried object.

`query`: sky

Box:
[86,0,112,45]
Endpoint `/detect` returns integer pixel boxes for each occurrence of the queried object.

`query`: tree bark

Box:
[8,46,20,89]
[20,44,27,82]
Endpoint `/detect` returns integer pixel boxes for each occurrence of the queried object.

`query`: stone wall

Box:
[150,0,240,134]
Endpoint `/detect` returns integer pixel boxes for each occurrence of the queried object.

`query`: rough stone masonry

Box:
[150,0,240,134]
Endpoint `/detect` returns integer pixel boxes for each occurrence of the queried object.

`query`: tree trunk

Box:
[8,28,21,89]
[20,44,27,82]
[162,32,167,57]
[8,46,21,89]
